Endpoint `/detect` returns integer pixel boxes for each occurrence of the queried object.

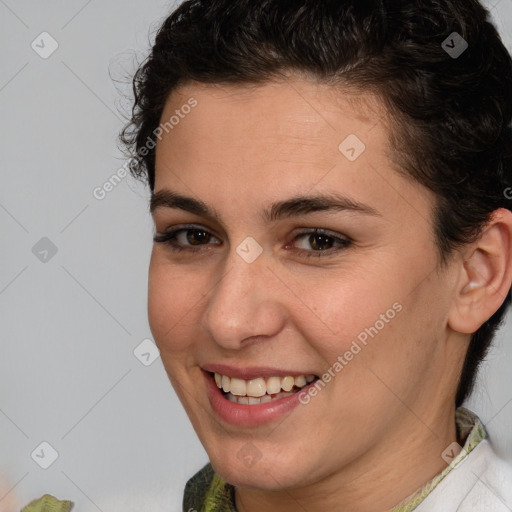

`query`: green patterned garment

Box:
[182,407,487,512]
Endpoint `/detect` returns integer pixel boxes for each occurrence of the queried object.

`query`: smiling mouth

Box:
[211,372,319,405]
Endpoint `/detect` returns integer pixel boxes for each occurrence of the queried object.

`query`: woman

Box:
[24,0,512,510]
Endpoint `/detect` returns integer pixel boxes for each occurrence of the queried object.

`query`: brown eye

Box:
[153,225,221,251]
[307,233,335,251]
[183,229,211,245]
[289,229,352,258]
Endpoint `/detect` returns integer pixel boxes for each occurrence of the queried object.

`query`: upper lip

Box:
[202,363,317,381]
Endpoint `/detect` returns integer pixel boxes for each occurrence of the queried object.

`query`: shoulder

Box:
[183,462,215,511]
[416,439,512,511]
[182,462,237,512]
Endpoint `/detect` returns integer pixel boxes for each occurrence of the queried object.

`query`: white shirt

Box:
[416,438,512,511]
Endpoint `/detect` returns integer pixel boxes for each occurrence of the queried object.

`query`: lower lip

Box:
[203,370,316,427]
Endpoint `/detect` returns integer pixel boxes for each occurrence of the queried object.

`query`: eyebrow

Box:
[150,189,381,222]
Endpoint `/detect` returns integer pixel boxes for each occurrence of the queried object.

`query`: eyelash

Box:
[153,224,352,258]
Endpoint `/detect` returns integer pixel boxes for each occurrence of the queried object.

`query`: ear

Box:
[448,208,512,334]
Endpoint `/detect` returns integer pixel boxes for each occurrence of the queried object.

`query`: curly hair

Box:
[120,0,512,408]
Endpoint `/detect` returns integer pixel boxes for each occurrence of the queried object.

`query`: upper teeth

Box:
[214,373,315,397]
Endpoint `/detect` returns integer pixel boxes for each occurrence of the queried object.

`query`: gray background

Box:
[0,1,511,511]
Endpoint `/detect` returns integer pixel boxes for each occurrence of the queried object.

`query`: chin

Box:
[209,451,312,491]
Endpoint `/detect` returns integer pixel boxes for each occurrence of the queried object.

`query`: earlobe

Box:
[448,208,512,335]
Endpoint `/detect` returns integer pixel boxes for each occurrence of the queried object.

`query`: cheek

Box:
[293,263,432,401]
[293,266,400,354]
[147,254,205,353]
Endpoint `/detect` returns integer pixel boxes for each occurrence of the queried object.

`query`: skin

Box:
[148,75,512,512]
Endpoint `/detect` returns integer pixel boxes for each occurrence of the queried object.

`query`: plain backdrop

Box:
[1,1,511,511]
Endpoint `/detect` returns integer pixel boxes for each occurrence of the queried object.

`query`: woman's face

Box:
[149,77,465,490]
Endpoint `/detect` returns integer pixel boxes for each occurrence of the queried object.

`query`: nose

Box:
[200,248,287,350]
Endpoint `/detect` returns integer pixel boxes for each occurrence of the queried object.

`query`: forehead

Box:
[161,77,387,140]
[156,77,389,175]
[153,77,433,224]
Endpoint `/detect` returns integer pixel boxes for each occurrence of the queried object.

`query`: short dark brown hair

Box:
[120,0,512,408]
